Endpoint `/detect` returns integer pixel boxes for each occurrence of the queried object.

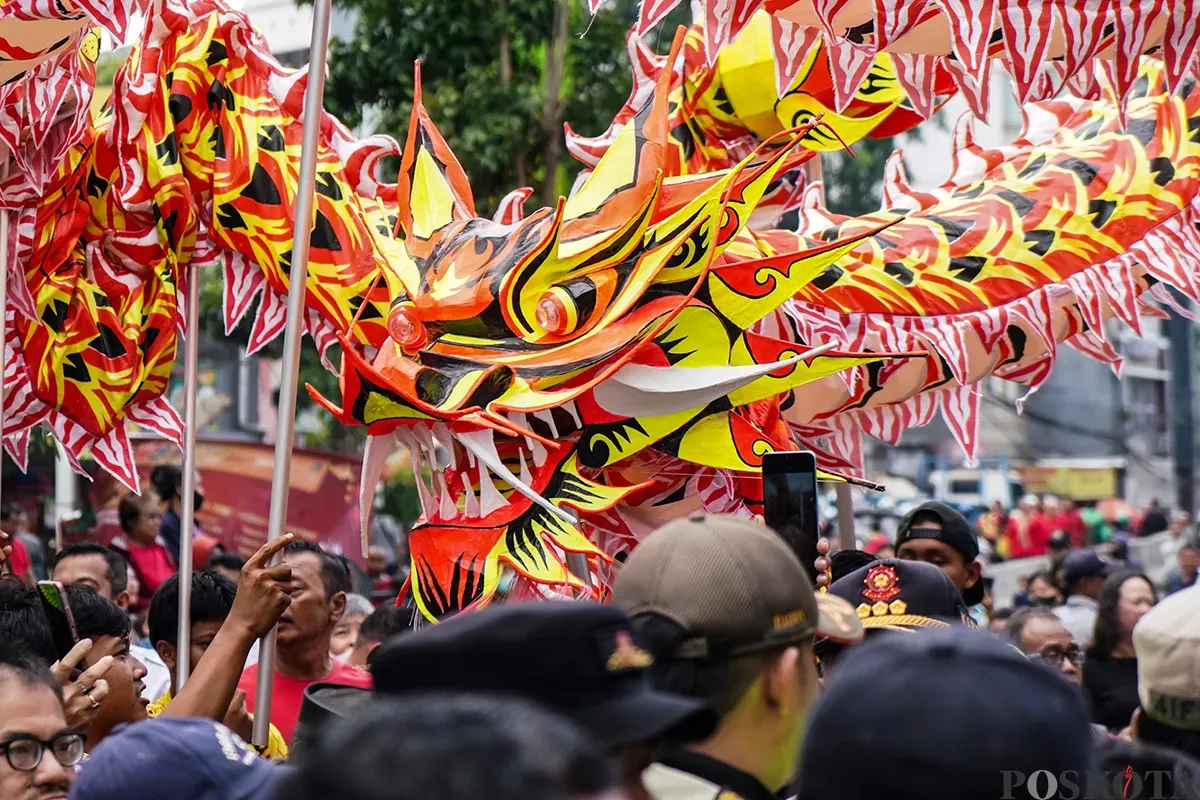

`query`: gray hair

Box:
[344,593,375,620]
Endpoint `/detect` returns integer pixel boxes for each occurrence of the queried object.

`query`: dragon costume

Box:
[1,0,1198,619]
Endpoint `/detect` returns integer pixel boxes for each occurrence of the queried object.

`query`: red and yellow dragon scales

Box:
[1,0,1199,618]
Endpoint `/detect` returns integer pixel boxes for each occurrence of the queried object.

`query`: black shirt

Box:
[1083,655,1140,731]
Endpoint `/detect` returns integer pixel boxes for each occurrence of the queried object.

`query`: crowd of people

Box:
[0,485,1198,800]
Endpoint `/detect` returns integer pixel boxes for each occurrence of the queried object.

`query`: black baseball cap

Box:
[291,683,374,761]
[611,513,862,660]
[370,601,717,748]
[895,501,984,605]
[1061,549,1120,580]
[797,629,1095,800]
[70,718,288,800]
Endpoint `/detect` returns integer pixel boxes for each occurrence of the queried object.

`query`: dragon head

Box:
[311,42,893,620]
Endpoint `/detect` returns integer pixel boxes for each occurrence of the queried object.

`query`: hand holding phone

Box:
[37,580,79,659]
[51,639,116,731]
[762,451,822,586]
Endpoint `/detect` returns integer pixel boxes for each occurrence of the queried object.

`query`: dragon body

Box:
[1,0,1199,619]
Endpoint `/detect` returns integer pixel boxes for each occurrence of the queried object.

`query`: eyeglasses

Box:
[0,732,85,772]
[1029,648,1085,668]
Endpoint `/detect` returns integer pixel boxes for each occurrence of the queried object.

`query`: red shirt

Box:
[8,537,32,583]
[123,539,177,601]
[238,660,373,744]
[1055,509,1088,548]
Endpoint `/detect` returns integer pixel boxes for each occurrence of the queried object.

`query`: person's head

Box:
[1046,530,1071,555]
[894,501,984,606]
[991,500,1004,514]
[0,643,78,800]
[63,585,147,748]
[68,717,286,800]
[0,583,58,665]
[348,604,409,668]
[330,594,374,659]
[366,546,388,577]
[204,551,245,585]
[280,694,622,800]
[821,558,972,675]
[1,505,31,533]
[829,549,879,582]
[1063,498,1076,512]
[1006,608,1083,684]
[1095,739,1200,800]
[278,540,350,654]
[1089,571,1157,659]
[49,544,129,609]
[1018,494,1039,513]
[1025,570,1063,607]
[1061,549,1119,600]
[371,602,716,800]
[1043,495,1060,514]
[610,513,862,792]
[1179,542,1200,576]
[797,629,1094,800]
[1168,511,1191,537]
[989,607,1014,634]
[149,464,183,505]
[147,571,238,693]
[117,494,158,546]
[1131,584,1200,759]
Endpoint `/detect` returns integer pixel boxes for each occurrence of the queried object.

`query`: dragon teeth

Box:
[454,428,576,525]
[532,409,559,438]
[462,468,479,517]
[477,459,506,517]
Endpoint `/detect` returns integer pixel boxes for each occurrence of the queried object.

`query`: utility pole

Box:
[1166,290,1196,515]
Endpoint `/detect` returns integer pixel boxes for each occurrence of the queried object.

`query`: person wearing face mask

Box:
[1083,571,1159,732]
[149,464,204,564]
[1024,570,1064,608]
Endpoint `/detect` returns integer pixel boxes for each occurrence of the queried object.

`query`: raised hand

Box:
[51,639,116,731]
[815,537,832,588]
[227,534,295,639]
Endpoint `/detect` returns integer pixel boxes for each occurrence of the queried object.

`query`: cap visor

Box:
[569,686,717,749]
[859,615,954,632]
[815,592,864,644]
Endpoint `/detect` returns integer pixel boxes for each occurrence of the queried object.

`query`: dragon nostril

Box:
[387,304,427,350]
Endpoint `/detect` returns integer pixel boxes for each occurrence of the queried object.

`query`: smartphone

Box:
[37,581,80,660]
[762,450,821,585]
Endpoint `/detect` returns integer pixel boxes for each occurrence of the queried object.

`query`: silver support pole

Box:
[803,154,856,552]
[175,267,201,688]
[566,553,592,587]
[0,209,8,507]
[252,0,333,748]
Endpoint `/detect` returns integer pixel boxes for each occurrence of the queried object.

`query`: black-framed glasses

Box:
[1029,648,1085,668]
[0,732,85,772]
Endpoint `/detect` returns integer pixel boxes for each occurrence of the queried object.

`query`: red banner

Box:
[133,438,365,567]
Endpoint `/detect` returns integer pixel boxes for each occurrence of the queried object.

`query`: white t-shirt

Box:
[133,645,171,701]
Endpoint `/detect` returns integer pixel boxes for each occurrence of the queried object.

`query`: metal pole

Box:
[252,0,333,748]
[175,267,200,688]
[802,153,856,552]
[1166,291,1195,516]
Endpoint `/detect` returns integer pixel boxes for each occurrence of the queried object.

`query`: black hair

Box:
[1027,569,1062,594]
[0,641,63,702]
[1088,570,1157,660]
[356,605,410,649]
[284,540,351,598]
[1135,713,1200,763]
[830,550,880,583]
[277,694,617,800]
[64,584,131,643]
[1005,607,1065,652]
[1095,738,1200,798]
[118,494,144,534]
[0,580,57,664]
[150,464,183,503]
[147,571,237,649]
[205,551,246,573]
[51,542,129,596]
[991,607,1015,622]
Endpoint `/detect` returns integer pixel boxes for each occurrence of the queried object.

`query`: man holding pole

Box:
[237,540,371,743]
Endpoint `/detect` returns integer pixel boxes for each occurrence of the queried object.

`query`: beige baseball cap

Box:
[1133,584,1200,731]
[611,513,862,659]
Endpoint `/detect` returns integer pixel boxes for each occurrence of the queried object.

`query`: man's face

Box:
[83,635,147,746]
[1020,616,1082,684]
[1179,547,1200,575]
[896,537,977,597]
[278,552,344,649]
[331,614,366,658]
[52,555,120,606]
[0,676,74,800]
[158,621,224,683]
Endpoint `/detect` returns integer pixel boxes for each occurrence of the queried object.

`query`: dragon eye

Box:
[535,277,605,338]
[387,304,427,351]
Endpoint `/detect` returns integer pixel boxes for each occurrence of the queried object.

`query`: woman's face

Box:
[1117,577,1156,636]
[1028,576,1062,605]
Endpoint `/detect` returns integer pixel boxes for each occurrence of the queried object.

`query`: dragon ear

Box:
[397,61,476,241]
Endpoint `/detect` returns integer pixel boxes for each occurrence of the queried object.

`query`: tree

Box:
[320,0,639,214]
[819,136,899,218]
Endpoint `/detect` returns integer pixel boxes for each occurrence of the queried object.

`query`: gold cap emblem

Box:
[607,631,653,672]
